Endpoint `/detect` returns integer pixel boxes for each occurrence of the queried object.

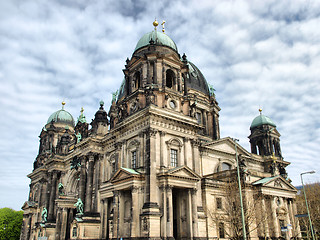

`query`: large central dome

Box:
[134,30,178,52]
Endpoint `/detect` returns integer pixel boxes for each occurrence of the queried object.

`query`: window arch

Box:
[166,138,182,167]
[127,140,140,169]
[133,71,141,90]
[221,162,232,171]
[166,69,175,88]
[216,160,233,172]
[66,171,80,196]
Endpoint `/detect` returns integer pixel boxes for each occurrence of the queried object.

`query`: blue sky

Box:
[0,0,319,210]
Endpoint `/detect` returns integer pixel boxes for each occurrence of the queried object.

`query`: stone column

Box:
[26,214,32,240]
[271,197,280,237]
[147,61,150,84]
[61,208,68,240]
[261,196,270,238]
[183,137,188,166]
[187,189,194,238]
[48,171,58,220]
[131,186,140,237]
[93,155,101,212]
[55,207,62,239]
[139,132,145,168]
[160,131,166,167]
[85,154,95,212]
[144,128,158,204]
[153,60,157,84]
[191,188,198,237]
[284,199,291,239]
[166,185,173,238]
[191,140,200,173]
[39,179,46,207]
[160,186,167,238]
[79,156,87,205]
[45,174,52,211]
[100,200,106,239]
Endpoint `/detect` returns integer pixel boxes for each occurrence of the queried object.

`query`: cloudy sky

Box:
[1,0,319,210]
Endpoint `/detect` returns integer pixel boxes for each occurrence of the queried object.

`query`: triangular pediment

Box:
[203,137,251,157]
[110,167,142,183]
[252,175,296,191]
[165,165,200,180]
[21,201,37,210]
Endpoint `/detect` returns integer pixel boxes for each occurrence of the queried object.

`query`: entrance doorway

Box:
[172,188,189,240]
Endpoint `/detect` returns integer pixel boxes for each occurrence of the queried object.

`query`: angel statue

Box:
[41,207,48,223]
[74,198,84,215]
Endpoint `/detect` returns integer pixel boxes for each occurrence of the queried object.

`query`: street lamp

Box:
[300,171,316,240]
[232,138,247,240]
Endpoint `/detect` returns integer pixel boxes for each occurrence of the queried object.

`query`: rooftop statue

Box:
[58,182,64,195]
[41,207,47,223]
[112,90,119,103]
[74,198,83,215]
[76,132,82,143]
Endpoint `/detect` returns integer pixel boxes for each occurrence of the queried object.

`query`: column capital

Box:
[190,139,200,147]
[183,137,190,142]
[159,130,166,136]
[190,188,197,195]
[131,186,139,193]
[165,185,173,191]
[144,127,158,138]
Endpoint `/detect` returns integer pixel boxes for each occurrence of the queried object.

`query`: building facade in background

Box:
[21,21,301,240]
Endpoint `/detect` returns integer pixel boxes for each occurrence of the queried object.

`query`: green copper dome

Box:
[47,108,75,127]
[134,31,178,52]
[250,113,276,129]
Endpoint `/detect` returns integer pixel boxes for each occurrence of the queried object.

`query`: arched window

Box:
[166,138,182,167]
[221,162,231,171]
[133,71,140,90]
[127,140,140,169]
[166,69,175,88]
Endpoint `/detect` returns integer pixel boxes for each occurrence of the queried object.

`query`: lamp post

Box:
[233,138,247,240]
[300,171,316,240]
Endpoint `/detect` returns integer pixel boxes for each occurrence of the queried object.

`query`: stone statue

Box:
[278,164,287,178]
[41,207,47,222]
[76,132,82,143]
[58,182,64,195]
[208,83,215,97]
[112,90,119,103]
[70,157,81,171]
[269,161,276,176]
[74,198,84,215]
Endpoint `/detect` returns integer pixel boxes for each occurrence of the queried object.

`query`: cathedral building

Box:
[21,21,301,240]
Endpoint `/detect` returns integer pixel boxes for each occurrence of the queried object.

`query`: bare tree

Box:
[207,178,272,240]
[296,182,320,239]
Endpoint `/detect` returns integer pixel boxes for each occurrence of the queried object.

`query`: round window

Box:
[169,100,176,109]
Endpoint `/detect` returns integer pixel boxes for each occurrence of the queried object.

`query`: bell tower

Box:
[248,109,282,158]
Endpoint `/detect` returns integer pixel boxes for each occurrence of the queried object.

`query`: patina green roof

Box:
[250,114,276,129]
[134,30,178,52]
[252,176,277,185]
[121,167,140,175]
[47,109,75,127]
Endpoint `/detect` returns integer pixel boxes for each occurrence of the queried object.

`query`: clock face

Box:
[169,100,176,109]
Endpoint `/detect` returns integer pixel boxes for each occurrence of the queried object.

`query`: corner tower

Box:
[248,109,282,158]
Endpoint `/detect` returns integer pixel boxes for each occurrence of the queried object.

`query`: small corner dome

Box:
[134,31,178,53]
[250,113,276,129]
[47,105,75,128]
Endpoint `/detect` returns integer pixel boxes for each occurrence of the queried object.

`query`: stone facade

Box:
[21,24,301,240]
